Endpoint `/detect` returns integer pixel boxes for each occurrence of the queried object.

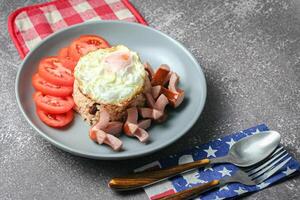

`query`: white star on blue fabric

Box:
[213,195,225,200]
[204,146,218,158]
[282,166,297,176]
[226,138,236,148]
[234,187,248,195]
[178,155,208,186]
[257,182,270,189]
[218,167,232,177]
[139,124,300,200]
[219,185,229,191]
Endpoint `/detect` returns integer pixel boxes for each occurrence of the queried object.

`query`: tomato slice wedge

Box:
[69,35,110,60]
[38,56,74,86]
[58,47,77,70]
[36,108,73,127]
[33,92,74,114]
[32,74,73,97]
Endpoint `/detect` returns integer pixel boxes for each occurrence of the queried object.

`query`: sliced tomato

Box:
[69,35,110,60]
[33,92,74,114]
[32,74,73,97]
[38,56,74,86]
[36,108,73,127]
[58,47,77,70]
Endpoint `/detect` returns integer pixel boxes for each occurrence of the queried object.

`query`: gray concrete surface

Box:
[1,0,299,199]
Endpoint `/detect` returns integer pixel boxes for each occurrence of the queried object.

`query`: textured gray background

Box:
[0,0,299,199]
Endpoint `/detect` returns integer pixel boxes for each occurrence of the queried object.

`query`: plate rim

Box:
[15,20,207,160]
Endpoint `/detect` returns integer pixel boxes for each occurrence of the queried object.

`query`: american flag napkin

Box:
[8,0,147,59]
[135,124,300,200]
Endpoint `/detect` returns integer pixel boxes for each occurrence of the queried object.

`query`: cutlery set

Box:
[109,131,293,199]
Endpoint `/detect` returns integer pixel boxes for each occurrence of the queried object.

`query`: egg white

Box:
[74,45,146,105]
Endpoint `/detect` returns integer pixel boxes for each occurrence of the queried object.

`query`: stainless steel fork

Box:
[158,146,291,200]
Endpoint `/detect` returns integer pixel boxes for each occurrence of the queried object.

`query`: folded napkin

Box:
[135,124,300,200]
[8,0,147,59]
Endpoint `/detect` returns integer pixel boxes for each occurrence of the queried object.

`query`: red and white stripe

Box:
[8,0,147,59]
[135,161,177,200]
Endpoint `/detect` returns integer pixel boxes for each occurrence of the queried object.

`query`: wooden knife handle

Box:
[157,180,220,200]
[108,159,210,190]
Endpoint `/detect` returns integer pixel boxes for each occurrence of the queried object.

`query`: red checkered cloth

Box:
[8,0,147,59]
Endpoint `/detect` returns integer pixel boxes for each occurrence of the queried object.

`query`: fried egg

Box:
[74,45,146,105]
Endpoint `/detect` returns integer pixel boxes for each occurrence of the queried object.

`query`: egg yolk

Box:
[104,51,132,72]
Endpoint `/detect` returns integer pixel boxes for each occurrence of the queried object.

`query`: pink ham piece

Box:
[156,112,168,123]
[94,130,123,151]
[134,128,149,143]
[144,75,152,93]
[104,50,132,72]
[138,119,152,130]
[163,72,172,86]
[151,64,170,86]
[89,129,123,151]
[151,85,162,100]
[102,122,123,136]
[168,72,180,92]
[154,94,169,112]
[144,62,154,79]
[160,72,185,108]
[124,123,139,135]
[145,92,155,108]
[123,107,150,143]
[139,107,164,120]
[92,109,110,130]
[89,109,123,151]
[162,87,184,108]
[139,93,169,120]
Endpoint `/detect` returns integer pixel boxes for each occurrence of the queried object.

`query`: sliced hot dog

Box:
[163,72,172,86]
[92,109,110,130]
[168,72,180,92]
[151,85,162,100]
[89,109,123,151]
[144,62,154,79]
[89,129,123,151]
[138,119,152,130]
[102,122,123,136]
[151,64,170,86]
[144,75,152,93]
[156,112,168,123]
[124,107,150,143]
[154,94,169,112]
[139,93,169,120]
[160,72,185,108]
[139,107,164,120]
[161,87,185,108]
[145,92,155,108]
[133,128,149,143]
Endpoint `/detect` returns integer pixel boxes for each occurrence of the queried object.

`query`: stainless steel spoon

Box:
[109,130,281,191]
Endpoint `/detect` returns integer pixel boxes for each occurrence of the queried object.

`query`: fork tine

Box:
[254,157,292,184]
[250,153,289,179]
[246,148,287,175]
[245,146,284,173]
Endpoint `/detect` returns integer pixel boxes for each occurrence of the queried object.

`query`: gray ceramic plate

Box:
[16,21,206,160]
